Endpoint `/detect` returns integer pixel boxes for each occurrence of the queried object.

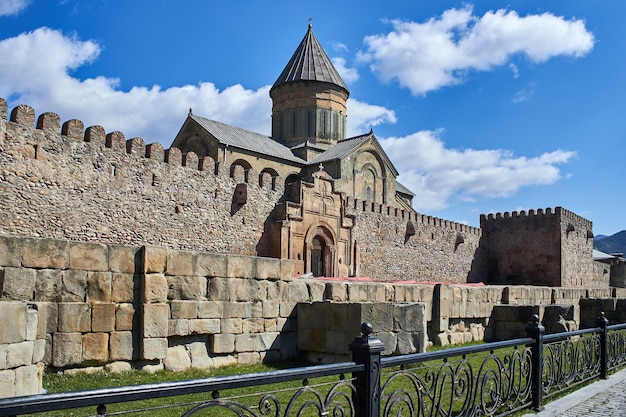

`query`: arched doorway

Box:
[306,225,336,277]
[311,236,325,277]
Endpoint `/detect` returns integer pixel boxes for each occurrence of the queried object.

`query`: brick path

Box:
[523,368,626,417]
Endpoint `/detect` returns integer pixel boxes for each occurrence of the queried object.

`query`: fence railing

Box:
[1,313,626,416]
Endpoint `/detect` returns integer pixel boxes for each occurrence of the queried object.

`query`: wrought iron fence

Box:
[1,313,626,417]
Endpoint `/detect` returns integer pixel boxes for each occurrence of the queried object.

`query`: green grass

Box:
[40,360,347,417]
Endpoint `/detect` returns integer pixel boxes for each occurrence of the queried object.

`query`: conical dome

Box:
[270,25,349,153]
[271,24,347,91]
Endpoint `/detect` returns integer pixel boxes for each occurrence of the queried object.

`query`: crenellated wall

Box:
[0,99,283,256]
[480,208,594,287]
[345,196,483,282]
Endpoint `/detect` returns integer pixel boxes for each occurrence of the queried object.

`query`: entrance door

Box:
[311,236,325,277]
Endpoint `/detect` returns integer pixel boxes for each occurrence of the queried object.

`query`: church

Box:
[171,25,415,278]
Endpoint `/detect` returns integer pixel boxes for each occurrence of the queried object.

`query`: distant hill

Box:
[595,234,608,241]
[594,230,626,255]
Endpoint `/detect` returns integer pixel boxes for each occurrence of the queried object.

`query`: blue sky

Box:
[0,1,623,236]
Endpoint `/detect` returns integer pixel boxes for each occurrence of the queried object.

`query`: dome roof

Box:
[271,24,348,92]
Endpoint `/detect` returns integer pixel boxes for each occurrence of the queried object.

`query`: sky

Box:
[0,0,623,236]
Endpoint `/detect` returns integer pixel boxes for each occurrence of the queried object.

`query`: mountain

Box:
[595,234,608,241]
[594,230,626,255]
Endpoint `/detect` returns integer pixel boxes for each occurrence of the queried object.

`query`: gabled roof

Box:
[396,181,415,197]
[189,114,306,164]
[307,131,399,177]
[271,24,347,91]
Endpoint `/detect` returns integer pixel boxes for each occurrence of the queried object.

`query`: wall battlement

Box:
[481,206,593,234]
[346,196,480,236]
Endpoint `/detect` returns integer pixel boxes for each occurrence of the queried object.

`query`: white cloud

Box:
[332,57,359,84]
[511,81,537,103]
[0,28,272,142]
[380,130,576,211]
[358,6,594,95]
[346,98,396,137]
[0,0,30,16]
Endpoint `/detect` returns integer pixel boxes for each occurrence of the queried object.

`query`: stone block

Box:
[396,332,421,354]
[280,302,298,318]
[190,319,221,335]
[0,236,20,268]
[325,282,347,302]
[142,338,167,360]
[0,370,15,398]
[92,304,115,332]
[307,281,326,301]
[250,302,263,318]
[222,318,243,334]
[87,271,112,303]
[267,280,289,302]
[170,300,198,319]
[52,333,82,367]
[198,301,223,319]
[69,242,108,271]
[60,270,87,302]
[112,273,137,303]
[212,334,235,354]
[35,269,63,302]
[25,305,38,341]
[288,280,309,302]
[262,301,279,318]
[2,267,36,301]
[142,304,169,338]
[7,341,34,368]
[207,277,235,301]
[237,351,261,364]
[57,303,91,333]
[265,318,278,332]
[35,302,57,335]
[163,345,191,372]
[143,274,168,303]
[33,339,46,363]
[235,279,266,302]
[115,303,136,331]
[223,302,249,318]
[362,303,393,332]
[168,319,189,336]
[227,255,255,279]
[324,330,347,354]
[235,334,258,352]
[0,303,26,344]
[82,333,109,363]
[108,245,138,274]
[195,252,227,277]
[190,342,213,369]
[143,246,168,274]
[242,318,264,333]
[166,250,195,276]
[167,276,207,300]
[105,361,133,373]
[15,365,42,397]
[20,238,68,269]
[376,332,397,356]
[256,257,281,280]
[280,260,294,281]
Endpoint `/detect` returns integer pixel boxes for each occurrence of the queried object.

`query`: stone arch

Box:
[229,159,253,183]
[353,149,387,204]
[259,167,279,190]
[304,222,337,277]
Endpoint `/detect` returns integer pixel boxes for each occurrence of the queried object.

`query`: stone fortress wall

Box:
[0,98,489,283]
[0,98,611,397]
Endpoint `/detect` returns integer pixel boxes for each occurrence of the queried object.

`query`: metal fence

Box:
[1,313,626,416]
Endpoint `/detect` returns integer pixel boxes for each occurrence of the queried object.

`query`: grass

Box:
[39,359,346,417]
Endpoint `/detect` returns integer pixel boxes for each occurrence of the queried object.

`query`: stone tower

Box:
[270,24,349,160]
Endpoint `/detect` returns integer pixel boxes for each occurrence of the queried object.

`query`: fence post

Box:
[526,314,545,412]
[596,311,609,379]
[349,322,385,417]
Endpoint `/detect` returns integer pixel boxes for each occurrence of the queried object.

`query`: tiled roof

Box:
[307,133,372,165]
[272,24,347,91]
[190,115,306,164]
[396,181,415,197]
